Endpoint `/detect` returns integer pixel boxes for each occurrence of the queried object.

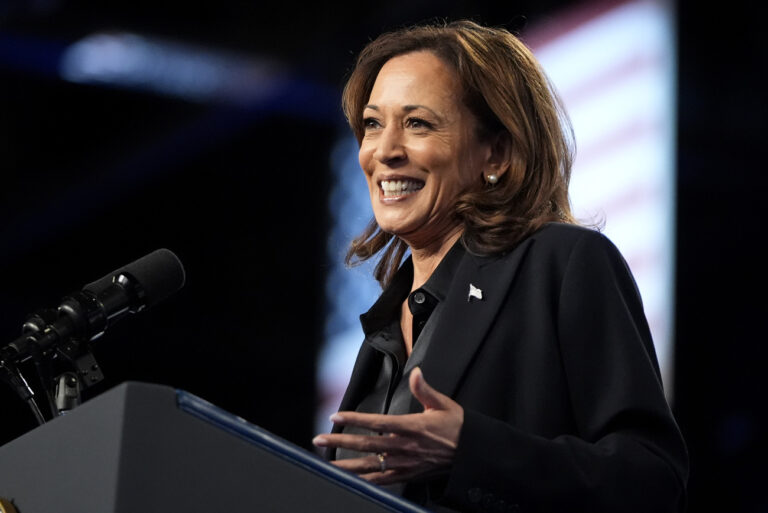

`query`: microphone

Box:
[1,249,186,365]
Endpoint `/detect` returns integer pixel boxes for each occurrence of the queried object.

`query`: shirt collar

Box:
[359,239,465,335]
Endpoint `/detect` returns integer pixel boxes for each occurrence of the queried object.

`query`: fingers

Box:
[331,453,388,474]
[314,368,463,486]
[312,433,428,457]
[331,455,402,485]
[313,433,415,454]
[328,411,423,436]
[314,431,455,469]
[332,454,442,486]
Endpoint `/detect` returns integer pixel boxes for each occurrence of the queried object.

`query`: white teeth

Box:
[380,179,424,197]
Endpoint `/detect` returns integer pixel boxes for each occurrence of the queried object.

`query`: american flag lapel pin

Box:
[468,283,483,302]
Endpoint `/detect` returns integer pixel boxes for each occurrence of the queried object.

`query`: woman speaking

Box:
[312,20,688,513]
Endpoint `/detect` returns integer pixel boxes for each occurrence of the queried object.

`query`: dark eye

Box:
[406,117,433,130]
[363,117,381,130]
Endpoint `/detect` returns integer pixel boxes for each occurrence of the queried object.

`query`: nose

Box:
[372,125,406,164]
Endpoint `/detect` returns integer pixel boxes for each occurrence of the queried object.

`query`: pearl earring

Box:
[486,173,499,185]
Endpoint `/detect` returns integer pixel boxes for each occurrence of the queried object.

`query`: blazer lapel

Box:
[410,238,534,412]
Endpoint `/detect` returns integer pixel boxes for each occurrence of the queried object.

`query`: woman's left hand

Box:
[313,367,464,485]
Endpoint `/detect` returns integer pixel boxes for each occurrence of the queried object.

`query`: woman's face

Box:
[359,51,490,250]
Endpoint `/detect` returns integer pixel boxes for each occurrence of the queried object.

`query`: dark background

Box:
[1,0,766,511]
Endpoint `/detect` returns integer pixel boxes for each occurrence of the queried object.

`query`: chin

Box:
[375,222,409,236]
[374,218,414,238]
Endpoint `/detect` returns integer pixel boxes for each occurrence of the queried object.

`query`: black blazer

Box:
[333,223,689,513]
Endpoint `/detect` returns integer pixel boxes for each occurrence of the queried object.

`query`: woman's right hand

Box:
[313,367,464,484]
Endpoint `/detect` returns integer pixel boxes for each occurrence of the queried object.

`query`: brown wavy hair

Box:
[343,20,577,287]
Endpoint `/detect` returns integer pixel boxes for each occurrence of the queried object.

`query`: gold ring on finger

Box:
[377,452,387,472]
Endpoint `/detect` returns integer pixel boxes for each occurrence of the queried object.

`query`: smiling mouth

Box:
[380,179,425,198]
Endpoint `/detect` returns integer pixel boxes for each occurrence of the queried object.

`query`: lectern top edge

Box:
[176,386,431,513]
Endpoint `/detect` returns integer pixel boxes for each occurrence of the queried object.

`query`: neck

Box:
[408,228,462,291]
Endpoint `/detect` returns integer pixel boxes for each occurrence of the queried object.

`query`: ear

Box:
[484,131,513,179]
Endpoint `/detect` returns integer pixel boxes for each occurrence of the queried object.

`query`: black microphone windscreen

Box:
[84,249,186,308]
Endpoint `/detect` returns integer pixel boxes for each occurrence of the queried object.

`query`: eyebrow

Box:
[363,104,442,118]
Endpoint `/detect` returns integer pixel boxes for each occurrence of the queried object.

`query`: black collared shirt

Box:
[337,241,465,464]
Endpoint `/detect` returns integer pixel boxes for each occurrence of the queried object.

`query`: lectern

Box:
[0,382,430,513]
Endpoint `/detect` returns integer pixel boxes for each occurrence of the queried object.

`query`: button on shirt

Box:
[336,240,465,497]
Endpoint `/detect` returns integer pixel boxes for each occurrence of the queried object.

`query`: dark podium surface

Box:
[0,381,430,513]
